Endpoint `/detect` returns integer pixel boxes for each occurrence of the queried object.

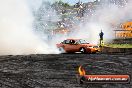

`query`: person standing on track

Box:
[99,30,104,47]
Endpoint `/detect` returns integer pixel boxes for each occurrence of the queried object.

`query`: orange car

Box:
[56,39,100,53]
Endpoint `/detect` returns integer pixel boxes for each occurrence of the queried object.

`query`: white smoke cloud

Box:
[72,0,132,44]
[1,0,131,55]
[0,0,59,55]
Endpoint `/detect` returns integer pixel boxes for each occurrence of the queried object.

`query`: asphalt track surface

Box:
[0,54,132,88]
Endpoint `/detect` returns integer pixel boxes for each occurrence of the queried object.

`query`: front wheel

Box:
[79,47,86,53]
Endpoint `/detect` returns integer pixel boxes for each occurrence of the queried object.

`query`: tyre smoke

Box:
[73,0,132,44]
[0,0,59,55]
[0,0,131,55]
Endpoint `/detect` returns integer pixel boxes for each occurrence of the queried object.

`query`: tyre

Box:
[79,47,86,53]
[58,47,65,53]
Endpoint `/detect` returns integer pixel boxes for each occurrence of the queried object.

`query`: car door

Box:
[73,40,82,52]
[66,40,79,52]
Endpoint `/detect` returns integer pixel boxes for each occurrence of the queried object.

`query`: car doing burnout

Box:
[56,39,100,53]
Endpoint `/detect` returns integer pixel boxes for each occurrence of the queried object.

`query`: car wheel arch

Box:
[79,47,86,50]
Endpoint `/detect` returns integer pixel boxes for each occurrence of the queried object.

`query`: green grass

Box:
[105,44,132,48]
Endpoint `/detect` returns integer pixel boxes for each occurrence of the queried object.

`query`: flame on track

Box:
[78,66,86,76]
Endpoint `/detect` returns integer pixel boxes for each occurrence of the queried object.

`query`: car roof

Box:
[66,39,81,40]
[87,44,97,46]
[64,39,98,46]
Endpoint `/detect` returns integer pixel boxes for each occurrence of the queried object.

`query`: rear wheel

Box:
[79,47,86,53]
[58,47,65,53]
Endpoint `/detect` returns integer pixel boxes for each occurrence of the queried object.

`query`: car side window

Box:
[76,40,80,44]
[62,40,66,44]
[65,40,70,44]
[70,40,75,44]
